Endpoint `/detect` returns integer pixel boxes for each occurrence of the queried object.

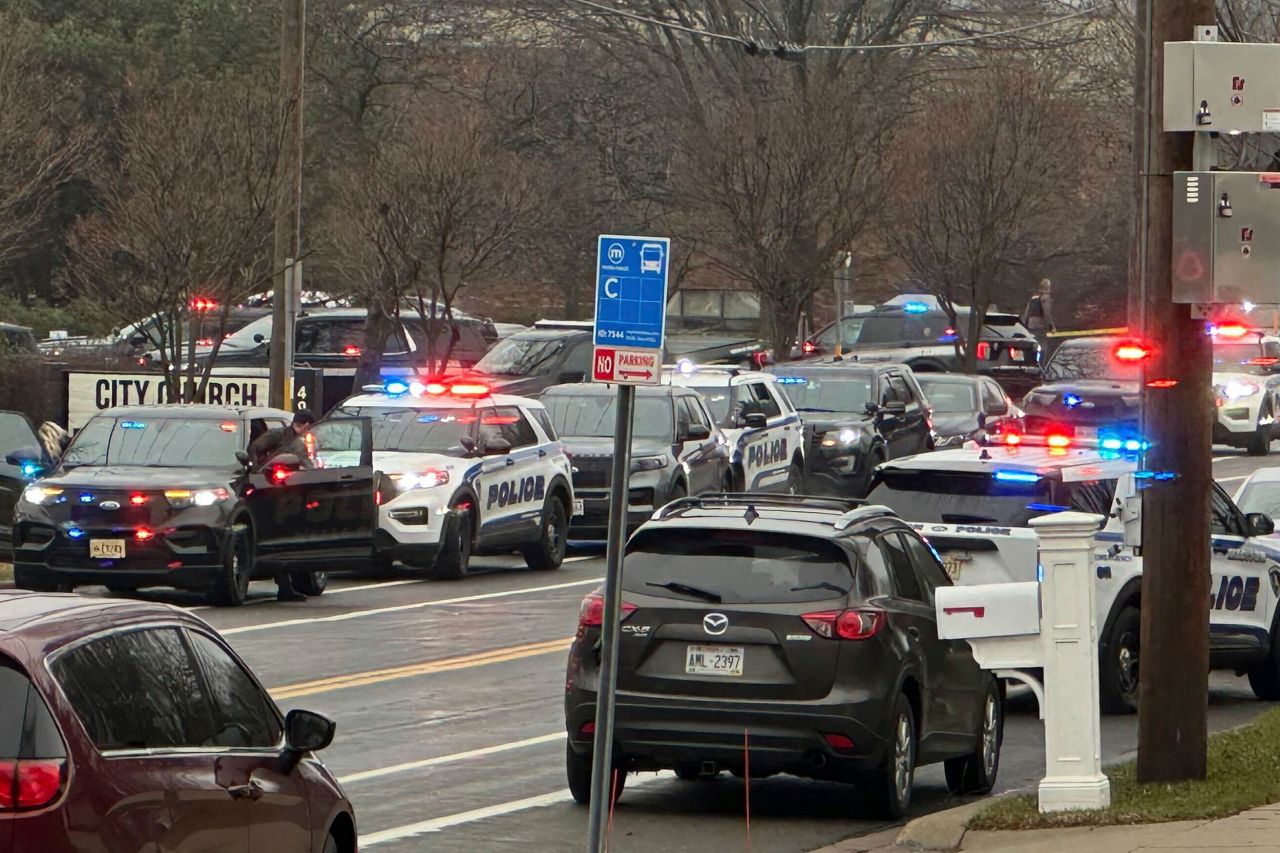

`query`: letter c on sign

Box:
[603,277,620,299]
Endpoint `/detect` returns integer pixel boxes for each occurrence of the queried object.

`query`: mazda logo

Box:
[703,613,729,635]
[99,501,120,511]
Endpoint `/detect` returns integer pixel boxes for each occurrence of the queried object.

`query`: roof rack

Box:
[834,504,899,531]
[655,492,866,520]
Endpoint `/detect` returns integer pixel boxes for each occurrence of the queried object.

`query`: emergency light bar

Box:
[367,379,492,398]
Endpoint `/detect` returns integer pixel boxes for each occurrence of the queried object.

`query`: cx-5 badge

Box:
[703,613,729,635]
[99,501,120,511]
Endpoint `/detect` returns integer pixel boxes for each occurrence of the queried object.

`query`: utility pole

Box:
[270,0,305,409]
[1132,0,1215,784]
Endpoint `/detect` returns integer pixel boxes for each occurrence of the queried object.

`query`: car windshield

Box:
[474,336,564,376]
[690,386,732,424]
[916,379,977,413]
[1214,341,1272,376]
[1235,481,1280,520]
[544,394,674,441]
[769,373,872,414]
[62,416,243,468]
[624,528,858,604]
[337,406,473,455]
[1043,339,1140,382]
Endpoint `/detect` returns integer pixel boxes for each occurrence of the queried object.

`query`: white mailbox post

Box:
[935,511,1110,814]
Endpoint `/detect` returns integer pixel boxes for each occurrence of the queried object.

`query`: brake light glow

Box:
[577,592,637,627]
[343,344,361,356]
[1113,341,1151,362]
[129,493,148,506]
[1147,379,1178,388]
[1210,323,1250,338]
[801,341,817,354]
[1003,432,1022,446]
[1249,357,1280,366]
[801,610,885,640]
[134,528,155,541]
[822,733,856,751]
[975,341,991,361]
[0,758,64,810]
[270,465,292,484]
[579,722,596,737]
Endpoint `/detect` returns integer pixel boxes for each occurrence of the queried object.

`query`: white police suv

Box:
[664,363,804,492]
[1211,326,1280,455]
[865,433,1280,714]
[329,379,575,579]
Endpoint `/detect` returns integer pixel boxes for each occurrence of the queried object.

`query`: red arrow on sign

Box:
[620,369,653,379]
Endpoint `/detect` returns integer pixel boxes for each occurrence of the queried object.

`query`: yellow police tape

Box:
[1046,327,1128,339]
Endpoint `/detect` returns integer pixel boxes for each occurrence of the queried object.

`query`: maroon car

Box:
[0,591,356,852]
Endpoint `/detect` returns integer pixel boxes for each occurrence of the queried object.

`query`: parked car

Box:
[0,590,356,851]
[1021,335,1140,438]
[463,322,594,398]
[563,494,1003,818]
[0,323,38,355]
[0,410,39,561]
[541,383,730,540]
[914,374,1022,448]
[764,361,933,497]
[1232,467,1280,532]
[1211,328,1280,455]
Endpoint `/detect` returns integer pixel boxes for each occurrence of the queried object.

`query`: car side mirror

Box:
[864,401,880,415]
[235,450,251,470]
[483,437,512,456]
[278,708,336,773]
[253,333,266,344]
[686,424,712,442]
[5,447,45,476]
[742,412,768,429]
[1247,512,1275,537]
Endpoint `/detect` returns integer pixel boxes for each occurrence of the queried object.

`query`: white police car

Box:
[1211,326,1280,455]
[865,433,1280,714]
[664,363,804,492]
[329,379,575,579]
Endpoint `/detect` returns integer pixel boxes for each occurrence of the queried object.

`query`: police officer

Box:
[1022,278,1057,360]
[249,410,316,602]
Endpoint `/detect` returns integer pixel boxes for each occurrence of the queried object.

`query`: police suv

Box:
[865,435,1280,713]
[664,363,804,492]
[332,379,575,579]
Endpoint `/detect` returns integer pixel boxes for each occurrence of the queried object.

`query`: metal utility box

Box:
[1172,171,1280,304]
[1165,41,1280,133]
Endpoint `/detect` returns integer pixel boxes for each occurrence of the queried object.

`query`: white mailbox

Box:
[937,582,1044,715]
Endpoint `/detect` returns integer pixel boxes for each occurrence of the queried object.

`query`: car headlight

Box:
[1222,380,1261,400]
[821,428,861,447]
[165,488,230,508]
[391,470,450,490]
[22,485,65,506]
[630,456,668,472]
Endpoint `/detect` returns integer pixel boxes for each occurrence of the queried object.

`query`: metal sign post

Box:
[586,235,669,852]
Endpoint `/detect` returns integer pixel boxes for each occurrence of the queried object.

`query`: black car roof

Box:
[0,590,197,645]
[645,494,904,538]
[768,362,882,374]
[87,404,293,420]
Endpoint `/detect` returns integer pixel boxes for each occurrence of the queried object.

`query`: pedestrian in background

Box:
[1022,278,1057,362]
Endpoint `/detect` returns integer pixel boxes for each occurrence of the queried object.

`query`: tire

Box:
[862,693,916,819]
[208,528,253,607]
[292,570,328,596]
[1248,404,1273,456]
[944,679,1003,795]
[13,566,67,593]
[1248,612,1280,699]
[429,507,472,581]
[322,833,339,853]
[785,461,804,495]
[566,742,626,806]
[523,497,568,571]
[1099,606,1141,714]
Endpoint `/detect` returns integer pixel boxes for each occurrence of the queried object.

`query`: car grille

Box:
[572,457,612,489]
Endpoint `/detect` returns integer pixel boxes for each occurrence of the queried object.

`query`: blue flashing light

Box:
[903,300,929,314]
[1027,503,1070,512]
[384,379,410,397]
[67,528,85,539]
[20,462,39,477]
[79,493,94,504]
[1135,470,1178,481]
[1123,438,1147,453]
[120,420,147,429]
[416,414,440,423]
[1062,393,1083,409]
[1037,563,1045,583]
[994,470,1041,483]
[1100,437,1123,451]
[775,376,808,385]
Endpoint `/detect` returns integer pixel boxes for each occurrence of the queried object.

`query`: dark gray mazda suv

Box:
[563,494,1002,818]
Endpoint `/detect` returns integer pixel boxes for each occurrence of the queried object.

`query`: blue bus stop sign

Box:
[593,235,670,351]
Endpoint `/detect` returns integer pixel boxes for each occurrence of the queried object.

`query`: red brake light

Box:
[1113,341,1150,362]
[1249,357,1280,366]
[1213,323,1250,339]
[0,759,65,810]
[196,338,214,347]
[189,297,218,312]
[135,527,155,541]
[802,609,884,640]
[343,344,361,356]
[577,592,636,627]
[822,733,856,751]
[129,493,148,506]
[802,341,817,354]
[1147,378,1178,389]
[975,341,991,361]
[270,465,291,484]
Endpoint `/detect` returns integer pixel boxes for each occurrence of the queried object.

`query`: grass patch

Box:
[970,706,1280,830]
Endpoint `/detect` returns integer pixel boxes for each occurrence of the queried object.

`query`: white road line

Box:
[220,576,604,635]
[339,732,564,784]
[1216,475,1248,482]
[358,772,672,847]
[1212,456,1237,463]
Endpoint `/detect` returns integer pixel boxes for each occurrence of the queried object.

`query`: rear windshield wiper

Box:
[796,407,837,413]
[646,581,722,603]
[940,513,1000,524]
[790,582,849,595]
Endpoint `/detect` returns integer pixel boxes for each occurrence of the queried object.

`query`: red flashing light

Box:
[1250,357,1280,366]
[220,422,237,432]
[0,759,64,810]
[1147,378,1178,389]
[1113,341,1151,362]
[189,297,218,313]
[197,338,214,347]
[450,382,491,397]
[343,344,361,356]
[424,382,448,395]
[1046,434,1071,449]
[578,592,637,627]
[1003,432,1022,446]
[129,493,148,506]
[134,528,155,541]
[481,415,519,425]
[801,609,885,640]
[822,733,856,751]
[975,341,991,361]
[944,327,956,337]
[270,465,291,484]
[801,340,817,355]
[1213,323,1250,339]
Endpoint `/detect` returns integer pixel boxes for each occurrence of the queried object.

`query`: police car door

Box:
[676,395,721,494]
[1209,484,1276,655]
[247,417,376,564]
[741,380,795,492]
[473,405,546,548]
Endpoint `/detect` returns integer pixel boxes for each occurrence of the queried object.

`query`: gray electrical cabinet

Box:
[1172,171,1280,304]
[1164,41,1280,133]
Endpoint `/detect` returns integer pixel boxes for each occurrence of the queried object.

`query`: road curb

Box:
[811,797,1000,853]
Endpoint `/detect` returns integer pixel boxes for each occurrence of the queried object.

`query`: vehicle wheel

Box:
[1248,613,1280,699]
[429,507,472,581]
[523,498,568,571]
[566,743,626,806]
[292,570,327,596]
[322,832,339,853]
[944,679,1003,795]
[786,461,804,495]
[13,566,68,593]
[862,693,916,819]
[1100,606,1140,714]
[1249,404,1273,456]
[209,529,253,606]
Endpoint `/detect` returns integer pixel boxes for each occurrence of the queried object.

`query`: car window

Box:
[186,631,281,749]
[544,393,675,442]
[0,412,35,454]
[682,396,711,431]
[562,342,591,377]
[1044,338,1140,382]
[690,385,734,425]
[675,395,692,435]
[869,468,1052,527]
[748,383,782,419]
[981,381,1007,414]
[1212,485,1246,537]
[887,374,914,405]
[531,408,558,441]
[858,539,892,596]
[1,657,65,762]
[52,628,218,751]
[63,416,243,469]
[1236,479,1280,519]
[296,319,405,356]
[901,533,951,600]
[1068,479,1117,516]
[878,533,924,601]
[916,379,976,414]
[478,406,538,449]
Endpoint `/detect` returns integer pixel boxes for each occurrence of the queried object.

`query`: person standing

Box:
[1022,278,1057,361]
[248,410,316,602]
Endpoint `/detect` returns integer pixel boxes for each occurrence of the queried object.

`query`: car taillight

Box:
[802,341,817,355]
[975,341,991,361]
[801,609,885,640]
[578,592,637,627]
[0,758,65,810]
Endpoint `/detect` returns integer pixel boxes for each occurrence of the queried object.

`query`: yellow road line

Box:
[270,637,573,700]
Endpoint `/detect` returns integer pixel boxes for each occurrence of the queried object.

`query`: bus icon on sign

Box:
[640,243,664,274]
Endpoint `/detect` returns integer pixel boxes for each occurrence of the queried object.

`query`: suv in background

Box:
[464,322,595,397]
[564,494,1003,818]
[1211,328,1280,455]
[1021,335,1141,438]
[0,410,39,561]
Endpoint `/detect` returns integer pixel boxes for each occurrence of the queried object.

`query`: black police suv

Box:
[564,494,1003,818]
[766,362,934,497]
[10,404,382,605]
[464,323,596,397]
[540,383,730,541]
[1021,335,1141,437]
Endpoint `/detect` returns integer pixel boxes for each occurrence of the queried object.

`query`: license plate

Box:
[942,557,965,580]
[90,539,126,559]
[685,644,744,677]
[1010,348,1025,362]
[572,499,585,517]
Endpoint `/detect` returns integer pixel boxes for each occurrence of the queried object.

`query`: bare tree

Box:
[66,78,284,400]
[886,63,1087,370]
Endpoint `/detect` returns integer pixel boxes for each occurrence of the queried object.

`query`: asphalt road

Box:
[24,444,1280,853]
